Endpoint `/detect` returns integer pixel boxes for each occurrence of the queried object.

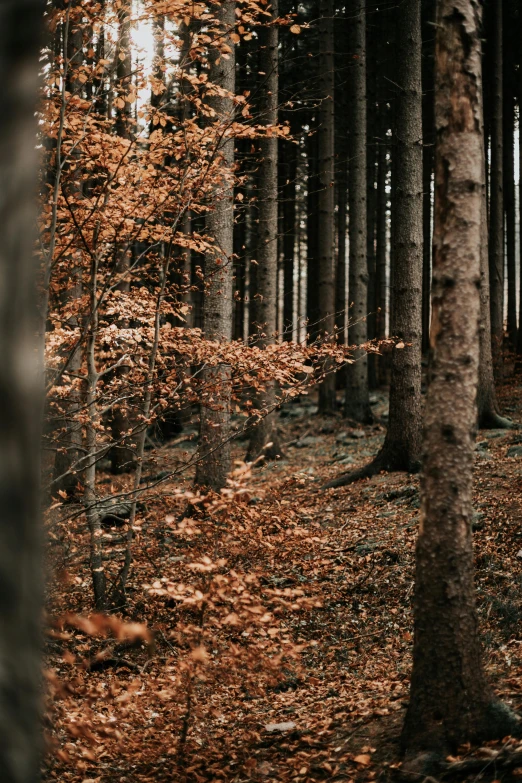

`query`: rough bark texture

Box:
[0,1,45,778]
[246,0,282,461]
[519,1,522,356]
[336,158,348,344]
[376,0,423,466]
[110,0,137,474]
[488,0,503,365]
[503,70,516,346]
[344,0,372,423]
[52,1,84,496]
[317,0,337,414]
[324,0,422,489]
[195,1,235,490]
[421,0,436,355]
[306,131,320,342]
[476,14,511,430]
[375,103,388,386]
[282,139,296,340]
[401,0,518,759]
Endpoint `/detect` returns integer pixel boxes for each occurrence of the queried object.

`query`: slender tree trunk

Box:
[282,139,297,340]
[246,0,282,460]
[375,129,387,345]
[344,0,372,423]
[325,0,422,487]
[306,130,320,342]
[0,1,45,778]
[401,0,517,759]
[476,6,512,429]
[336,157,348,344]
[366,21,378,389]
[195,1,236,490]
[317,0,337,413]
[488,0,504,367]
[110,0,136,474]
[518,3,522,356]
[503,68,516,346]
[52,1,84,497]
[421,0,436,355]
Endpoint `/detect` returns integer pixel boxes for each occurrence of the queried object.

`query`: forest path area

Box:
[45,375,522,783]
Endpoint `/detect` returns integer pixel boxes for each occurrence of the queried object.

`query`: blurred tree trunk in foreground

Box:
[0,1,45,780]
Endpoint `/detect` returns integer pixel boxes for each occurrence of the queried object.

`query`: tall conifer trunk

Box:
[401,0,517,759]
[503,54,516,346]
[246,0,282,460]
[325,0,422,488]
[317,0,337,413]
[488,0,503,366]
[344,0,372,423]
[195,1,236,490]
[52,2,85,497]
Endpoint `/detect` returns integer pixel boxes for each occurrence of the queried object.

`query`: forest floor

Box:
[44,367,522,783]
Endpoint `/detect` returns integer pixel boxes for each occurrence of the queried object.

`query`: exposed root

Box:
[479,410,516,430]
[321,450,421,490]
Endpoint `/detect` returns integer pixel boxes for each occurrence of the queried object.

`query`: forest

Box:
[3,0,522,780]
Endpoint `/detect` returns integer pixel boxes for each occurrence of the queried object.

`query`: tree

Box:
[316,0,337,414]
[246,0,282,461]
[401,0,518,759]
[344,0,372,423]
[195,1,236,490]
[488,0,503,366]
[476,5,512,430]
[325,0,423,488]
[52,0,85,497]
[0,0,45,778]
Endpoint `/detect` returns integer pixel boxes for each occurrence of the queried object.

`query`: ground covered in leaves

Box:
[44,374,522,783]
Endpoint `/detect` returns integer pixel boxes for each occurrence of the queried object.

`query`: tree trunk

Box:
[0,1,45,778]
[421,0,436,355]
[401,0,517,759]
[503,58,516,347]
[488,0,503,367]
[110,0,136,474]
[344,0,372,423]
[52,1,84,497]
[375,92,388,386]
[366,21,378,390]
[306,130,320,342]
[518,2,522,356]
[195,1,235,490]
[477,7,512,430]
[246,0,282,461]
[282,138,296,340]
[317,0,337,414]
[324,0,422,487]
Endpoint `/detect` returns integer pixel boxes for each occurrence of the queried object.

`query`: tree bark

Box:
[324,0,422,488]
[488,0,503,368]
[503,54,516,347]
[401,0,517,759]
[317,0,337,414]
[421,0,436,355]
[52,0,85,497]
[246,0,282,461]
[0,1,45,778]
[477,7,512,430]
[306,129,320,342]
[366,20,378,390]
[518,2,522,356]
[344,0,372,423]
[281,138,296,340]
[195,1,235,490]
